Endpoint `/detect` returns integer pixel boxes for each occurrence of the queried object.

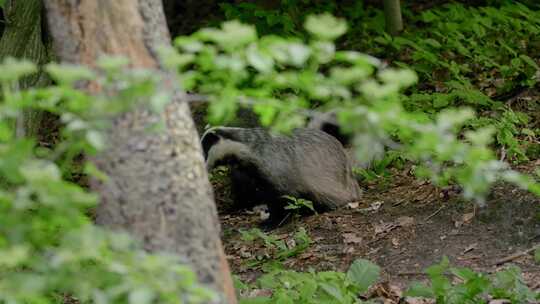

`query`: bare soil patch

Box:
[218,161,540,295]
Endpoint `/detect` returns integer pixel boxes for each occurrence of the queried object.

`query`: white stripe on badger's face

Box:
[206,138,253,169]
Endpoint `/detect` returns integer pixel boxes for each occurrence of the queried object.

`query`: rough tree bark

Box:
[0,0,53,138]
[383,0,403,36]
[43,1,237,303]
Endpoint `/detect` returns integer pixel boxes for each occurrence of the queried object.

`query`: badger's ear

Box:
[201,130,221,159]
[319,122,350,146]
[309,115,350,146]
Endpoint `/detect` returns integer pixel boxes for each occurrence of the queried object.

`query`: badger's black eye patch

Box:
[201,132,220,159]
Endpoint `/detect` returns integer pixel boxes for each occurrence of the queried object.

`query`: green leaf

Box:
[46,63,96,85]
[319,282,346,302]
[424,38,442,49]
[0,245,30,267]
[197,20,257,49]
[0,121,13,141]
[86,130,106,151]
[96,55,130,72]
[253,102,277,126]
[246,44,274,73]
[128,289,155,304]
[346,259,380,293]
[287,43,311,67]
[156,46,194,69]
[0,57,37,82]
[421,10,438,23]
[330,67,370,85]
[239,297,272,304]
[20,160,61,182]
[174,36,205,53]
[378,69,418,88]
[465,127,495,146]
[304,13,348,41]
[406,282,435,298]
[433,95,450,108]
[534,247,540,264]
[311,41,335,64]
[450,267,478,281]
[149,91,171,113]
[519,54,539,70]
[84,163,109,182]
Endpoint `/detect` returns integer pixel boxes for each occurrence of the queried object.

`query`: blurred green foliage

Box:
[0,57,215,303]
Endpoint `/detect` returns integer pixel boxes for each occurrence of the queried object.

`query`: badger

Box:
[201,127,362,227]
[307,111,351,147]
[307,111,385,169]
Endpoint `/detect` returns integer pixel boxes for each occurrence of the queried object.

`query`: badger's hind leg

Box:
[259,196,291,230]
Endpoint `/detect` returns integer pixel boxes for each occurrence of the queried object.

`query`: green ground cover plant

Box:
[0,57,215,303]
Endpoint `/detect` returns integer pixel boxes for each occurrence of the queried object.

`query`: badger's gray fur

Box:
[307,111,384,169]
[201,127,362,226]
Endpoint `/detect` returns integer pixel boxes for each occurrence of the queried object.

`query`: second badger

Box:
[201,127,362,226]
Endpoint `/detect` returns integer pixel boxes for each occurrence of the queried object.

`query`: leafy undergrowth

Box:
[197,2,540,302]
[366,2,540,163]
[219,161,540,303]
[220,1,540,164]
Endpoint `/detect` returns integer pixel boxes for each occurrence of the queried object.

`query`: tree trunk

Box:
[43,1,237,303]
[383,0,403,36]
[0,0,53,138]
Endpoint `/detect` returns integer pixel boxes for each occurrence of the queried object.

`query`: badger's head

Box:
[307,111,351,147]
[200,127,254,170]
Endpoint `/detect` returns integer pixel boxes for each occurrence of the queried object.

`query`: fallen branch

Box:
[397,271,425,277]
[491,244,539,266]
[423,205,445,223]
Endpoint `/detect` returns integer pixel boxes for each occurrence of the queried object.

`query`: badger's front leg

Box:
[259,196,289,230]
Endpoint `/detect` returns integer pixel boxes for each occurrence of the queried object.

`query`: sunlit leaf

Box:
[0,57,37,82]
[304,14,347,40]
[346,259,380,293]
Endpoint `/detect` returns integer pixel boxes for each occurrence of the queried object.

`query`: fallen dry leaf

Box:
[347,202,360,209]
[397,216,415,227]
[342,232,363,244]
[463,243,478,254]
[404,297,436,304]
[374,222,397,235]
[366,282,403,303]
[455,212,475,227]
[343,246,355,254]
[488,299,511,304]
[285,238,296,249]
[462,212,475,223]
[246,288,273,298]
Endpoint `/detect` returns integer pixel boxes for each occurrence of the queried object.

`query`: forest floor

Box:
[217,160,540,301]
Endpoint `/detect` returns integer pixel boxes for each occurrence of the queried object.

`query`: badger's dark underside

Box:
[224,160,320,228]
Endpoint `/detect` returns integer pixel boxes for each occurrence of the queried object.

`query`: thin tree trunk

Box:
[43,1,237,303]
[383,0,403,36]
[0,0,53,138]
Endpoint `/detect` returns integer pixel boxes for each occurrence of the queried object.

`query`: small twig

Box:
[423,205,445,223]
[277,212,291,228]
[385,250,406,267]
[366,225,399,246]
[499,147,507,162]
[491,244,539,266]
[397,271,426,277]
